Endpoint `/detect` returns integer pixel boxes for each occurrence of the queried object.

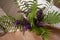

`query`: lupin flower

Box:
[36,21,44,27]
[23,23,31,31]
[14,19,31,31]
[37,9,43,21]
[23,19,31,31]
[33,18,44,27]
[14,20,22,26]
[33,9,44,27]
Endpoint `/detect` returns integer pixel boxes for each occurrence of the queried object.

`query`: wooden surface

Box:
[0,31,42,40]
[0,29,60,40]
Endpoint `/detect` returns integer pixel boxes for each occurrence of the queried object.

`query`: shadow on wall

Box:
[0,0,19,17]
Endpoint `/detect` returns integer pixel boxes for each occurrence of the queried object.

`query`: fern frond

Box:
[40,27,50,40]
[28,1,37,26]
[43,11,60,24]
[32,26,50,40]
[0,16,16,32]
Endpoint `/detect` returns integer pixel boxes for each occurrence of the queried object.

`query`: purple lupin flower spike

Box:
[23,19,31,31]
[37,9,43,21]
[33,18,44,27]
[36,21,44,27]
[14,20,22,26]
[33,9,43,27]
[23,23,31,31]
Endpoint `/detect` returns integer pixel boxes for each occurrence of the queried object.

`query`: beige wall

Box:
[0,7,6,17]
[0,0,19,17]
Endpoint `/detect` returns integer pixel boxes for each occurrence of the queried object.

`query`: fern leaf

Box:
[0,16,16,32]
[28,1,37,26]
[43,11,60,24]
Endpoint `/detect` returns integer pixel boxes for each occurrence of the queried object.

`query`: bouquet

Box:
[0,0,60,40]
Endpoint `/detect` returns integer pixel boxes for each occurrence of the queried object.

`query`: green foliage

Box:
[1,0,59,40]
[0,16,16,32]
[40,27,50,40]
[32,25,50,40]
[27,2,51,39]
[28,1,37,26]
[43,11,60,24]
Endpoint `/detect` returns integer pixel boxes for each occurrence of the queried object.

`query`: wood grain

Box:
[0,29,60,40]
[0,31,42,40]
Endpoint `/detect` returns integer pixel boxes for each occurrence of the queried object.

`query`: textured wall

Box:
[0,7,6,17]
[0,0,19,17]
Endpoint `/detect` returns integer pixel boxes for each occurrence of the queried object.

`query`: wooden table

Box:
[0,31,42,40]
[0,29,60,40]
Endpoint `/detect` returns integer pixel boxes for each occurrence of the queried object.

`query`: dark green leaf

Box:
[43,11,60,24]
[28,1,37,26]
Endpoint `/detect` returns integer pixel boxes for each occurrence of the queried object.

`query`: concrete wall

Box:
[0,0,19,17]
